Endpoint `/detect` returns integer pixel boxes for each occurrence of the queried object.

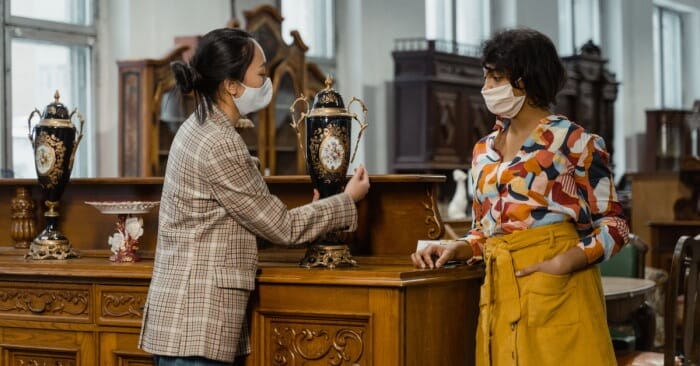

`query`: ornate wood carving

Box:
[97,287,148,326]
[3,344,78,366]
[10,186,37,249]
[102,292,146,319]
[0,287,88,318]
[271,325,365,365]
[423,184,444,239]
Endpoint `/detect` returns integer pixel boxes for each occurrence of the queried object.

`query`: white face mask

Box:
[481,83,526,119]
[233,77,273,116]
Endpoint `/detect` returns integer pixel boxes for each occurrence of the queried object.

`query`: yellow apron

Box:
[476,222,616,366]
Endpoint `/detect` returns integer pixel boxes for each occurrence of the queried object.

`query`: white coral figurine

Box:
[447,169,470,219]
[108,215,145,262]
[108,232,125,253]
[125,216,144,240]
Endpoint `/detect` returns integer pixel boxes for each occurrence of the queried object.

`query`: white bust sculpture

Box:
[447,168,471,219]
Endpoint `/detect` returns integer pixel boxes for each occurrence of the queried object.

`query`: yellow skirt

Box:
[476,222,616,366]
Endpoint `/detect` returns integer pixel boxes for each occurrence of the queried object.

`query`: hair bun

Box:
[171,61,200,93]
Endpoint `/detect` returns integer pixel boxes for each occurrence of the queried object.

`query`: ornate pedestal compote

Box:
[290,76,368,268]
[27,91,85,260]
[85,201,160,262]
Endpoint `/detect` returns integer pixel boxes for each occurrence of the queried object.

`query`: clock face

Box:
[35,144,56,175]
[319,135,345,172]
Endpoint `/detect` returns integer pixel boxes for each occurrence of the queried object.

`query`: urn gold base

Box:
[26,238,79,260]
[299,244,357,269]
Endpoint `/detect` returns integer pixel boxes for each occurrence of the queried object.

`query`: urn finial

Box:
[54,90,60,103]
[324,75,334,90]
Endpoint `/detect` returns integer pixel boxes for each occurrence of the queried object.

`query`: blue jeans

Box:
[152,355,246,366]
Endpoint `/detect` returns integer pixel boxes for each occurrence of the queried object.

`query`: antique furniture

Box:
[0,176,483,366]
[644,109,693,172]
[391,39,491,203]
[117,5,327,177]
[391,39,619,204]
[554,41,619,160]
[615,234,700,365]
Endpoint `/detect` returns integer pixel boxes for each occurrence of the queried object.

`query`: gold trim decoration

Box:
[308,125,349,184]
[26,238,78,260]
[307,107,353,118]
[299,244,357,269]
[35,131,66,188]
[38,118,75,127]
[423,185,444,239]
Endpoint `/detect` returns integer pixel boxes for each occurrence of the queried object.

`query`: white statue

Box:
[447,169,470,219]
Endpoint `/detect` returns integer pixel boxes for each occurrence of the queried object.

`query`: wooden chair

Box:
[616,234,700,365]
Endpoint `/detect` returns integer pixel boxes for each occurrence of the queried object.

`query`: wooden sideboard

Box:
[0,176,484,366]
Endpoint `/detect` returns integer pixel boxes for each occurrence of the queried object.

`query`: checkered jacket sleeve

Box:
[204,128,357,245]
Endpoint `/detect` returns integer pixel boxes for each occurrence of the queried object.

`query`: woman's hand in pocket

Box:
[516,246,588,277]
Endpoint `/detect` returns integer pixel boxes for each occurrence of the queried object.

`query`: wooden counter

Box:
[0,175,484,365]
[0,255,482,366]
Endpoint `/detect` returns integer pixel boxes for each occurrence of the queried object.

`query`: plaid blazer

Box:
[138,107,357,362]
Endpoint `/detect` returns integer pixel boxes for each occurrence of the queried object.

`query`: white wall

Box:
[96,0,231,176]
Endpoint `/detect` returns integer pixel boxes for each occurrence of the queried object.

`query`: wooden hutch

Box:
[0,176,483,366]
[631,102,700,270]
[117,5,326,177]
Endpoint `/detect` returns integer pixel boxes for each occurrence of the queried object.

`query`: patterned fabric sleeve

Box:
[463,167,486,263]
[204,130,357,245]
[572,134,630,264]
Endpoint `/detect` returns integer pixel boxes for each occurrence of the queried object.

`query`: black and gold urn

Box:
[290,76,368,268]
[26,90,85,260]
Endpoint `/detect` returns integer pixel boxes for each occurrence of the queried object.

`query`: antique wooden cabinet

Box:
[0,176,483,366]
[391,40,492,202]
[117,5,326,177]
[554,41,619,160]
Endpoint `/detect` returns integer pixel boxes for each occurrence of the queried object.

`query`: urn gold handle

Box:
[68,109,86,171]
[27,108,41,148]
[347,97,369,163]
[289,94,310,160]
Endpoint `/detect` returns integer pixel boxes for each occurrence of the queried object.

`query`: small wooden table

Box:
[602,276,656,323]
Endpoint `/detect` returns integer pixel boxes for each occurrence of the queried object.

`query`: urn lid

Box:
[42,90,71,120]
[308,76,353,118]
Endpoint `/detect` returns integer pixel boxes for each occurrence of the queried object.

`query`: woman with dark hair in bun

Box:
[139,28,369,366]
[411,28,627,365]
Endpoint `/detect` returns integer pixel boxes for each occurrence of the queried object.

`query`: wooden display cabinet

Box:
[117,5,326,177]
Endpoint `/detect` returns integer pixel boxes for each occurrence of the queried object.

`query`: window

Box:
[280,0,334,60]
[1,0,96,178]
[558,0,600,55]
[426,0,490,48]
[653,6,683,108]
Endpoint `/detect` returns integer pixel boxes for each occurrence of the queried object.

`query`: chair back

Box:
[665,234,700,365]
[600,233,648,278]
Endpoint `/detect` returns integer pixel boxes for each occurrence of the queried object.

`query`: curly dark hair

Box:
[481,28,567,109]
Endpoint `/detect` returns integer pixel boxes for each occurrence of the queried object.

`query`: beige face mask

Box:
[481,83,526,119]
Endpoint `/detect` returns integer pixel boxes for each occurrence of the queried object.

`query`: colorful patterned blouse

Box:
[465,115,629,264]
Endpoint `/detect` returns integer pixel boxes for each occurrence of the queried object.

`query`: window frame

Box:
[653,5,683,109]
[1,0,97,177]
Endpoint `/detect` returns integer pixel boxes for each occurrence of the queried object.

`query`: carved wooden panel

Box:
[0,283,90,323]
[1,346,77,366]
[120,71,142,177]
[0,328,93,366]
[96,285,147,327]
[260,312,370,366]
[100,332,153,366]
